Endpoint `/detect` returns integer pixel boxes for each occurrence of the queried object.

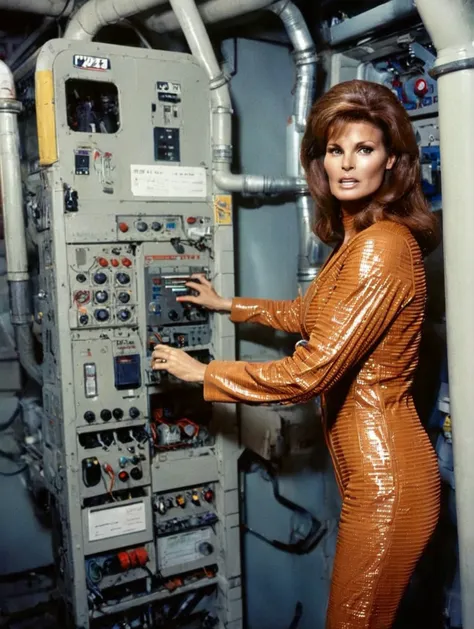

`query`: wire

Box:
[0,401,20,432]
[55,0,74,22]
[0,463,27,476]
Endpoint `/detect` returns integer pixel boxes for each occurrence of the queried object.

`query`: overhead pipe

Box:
[0,0,74,15]
[270,0,328,286]
[416,1,474,627]
[329,0,416,47]
[167,0,306,195]
[0,61,42,384]
[64,0,169,40]
[145,0,275,35]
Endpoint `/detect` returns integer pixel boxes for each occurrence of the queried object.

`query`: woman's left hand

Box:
[151,344,207,383]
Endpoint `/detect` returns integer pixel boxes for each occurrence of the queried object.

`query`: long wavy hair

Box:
[300,79,440,254]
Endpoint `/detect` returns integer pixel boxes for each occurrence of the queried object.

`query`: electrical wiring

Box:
[0,400,20,432]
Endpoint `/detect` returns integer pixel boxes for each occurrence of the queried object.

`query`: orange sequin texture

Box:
[203,221,440,629]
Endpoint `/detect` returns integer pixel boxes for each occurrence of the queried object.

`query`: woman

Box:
[151,79,441,629]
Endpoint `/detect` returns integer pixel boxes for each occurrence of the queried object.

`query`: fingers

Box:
[190,273,212,287]
[176,294,199,304]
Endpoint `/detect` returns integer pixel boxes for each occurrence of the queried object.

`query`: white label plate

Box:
[130,165,207,198]
[158,528,211,568]
[88,502,146,542]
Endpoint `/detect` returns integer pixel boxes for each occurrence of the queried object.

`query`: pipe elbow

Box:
[0,60,15,100]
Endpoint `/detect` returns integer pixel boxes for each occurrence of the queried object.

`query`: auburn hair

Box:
[300,79,440,254]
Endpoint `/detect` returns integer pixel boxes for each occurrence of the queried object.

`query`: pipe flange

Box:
[213,145,233,162]
[0,99,22,114]
[294,48,318,66]
[210,73,229,91]
[430,57,474,79]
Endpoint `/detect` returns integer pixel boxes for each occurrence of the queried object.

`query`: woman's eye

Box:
[327,147,342,155]
[359,147,373,155]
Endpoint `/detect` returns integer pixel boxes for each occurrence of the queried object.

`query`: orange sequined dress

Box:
[203,220,440,629]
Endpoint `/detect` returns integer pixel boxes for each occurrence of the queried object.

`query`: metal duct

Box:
[329,0,416,47]
[64,0,169,40]
[145,0,275,34]
[416,1,474,627]
[0,0,74,16]
[270,0,328,287]
[0,61,42,384]
[167,0,305,195]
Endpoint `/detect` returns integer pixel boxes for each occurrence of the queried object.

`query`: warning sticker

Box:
[214,195,232,225]
[157,528,211,569]
[88,502,147,542]
[131,165,207,198]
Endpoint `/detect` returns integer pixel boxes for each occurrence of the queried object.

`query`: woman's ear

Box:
[386,154,396,170]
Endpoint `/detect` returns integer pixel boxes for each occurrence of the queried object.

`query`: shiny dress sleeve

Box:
[204,230,415,404]
[229,295,303,334]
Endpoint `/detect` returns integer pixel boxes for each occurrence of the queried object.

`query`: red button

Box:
[187,217,197,224]
[122,258,132,267]
[119,222,129,233]
[97,257,108,267]
[118,470,129,482]
[111,258,119,267]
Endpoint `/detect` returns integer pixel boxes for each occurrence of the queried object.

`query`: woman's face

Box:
[323,121,395,204]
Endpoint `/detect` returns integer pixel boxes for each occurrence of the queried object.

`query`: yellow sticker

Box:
[214,195,232,225]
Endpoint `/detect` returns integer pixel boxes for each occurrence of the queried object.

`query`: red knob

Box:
[118,470,129,482]
[414,78,429,98]
[97,257,108,267]
[122,257,132,267]
[119,222,129,233]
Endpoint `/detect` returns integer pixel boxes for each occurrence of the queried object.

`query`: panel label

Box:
[73,55,111,71]
[158,528,211,569]
[214,194,233,225]
[88,502,146,541]
[131,165,207,198]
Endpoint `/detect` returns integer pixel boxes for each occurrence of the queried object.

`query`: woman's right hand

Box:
[176,274,232,312]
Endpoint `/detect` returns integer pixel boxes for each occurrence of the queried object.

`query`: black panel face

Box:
[154,127,180,162]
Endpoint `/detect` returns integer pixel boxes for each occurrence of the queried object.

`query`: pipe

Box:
[0,61,42,385]
[64,0,169,41]
[167,0,305,195]
[0,0,74,15]
[416,1,474,628]
[145,0,274,35]
[270,0,327,286]
[329,0,416,47]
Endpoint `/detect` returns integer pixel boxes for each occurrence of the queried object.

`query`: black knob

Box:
[118,309,131,321]
[112,408,124,420]
[94,309,109,322]
[93,272,107,285]
[168,309,179,321]
[129,407,140,419]
[151,221,162,232]
[136,221,148,232]
[116,273,130,285]
[95,290,108,304]
[100,409,112,422]
[198,542,214,556]
[130,467,143,480]
[76,273,87,283]
[84,411,96,423]
[79,314,89,326]
[118,292,130,304]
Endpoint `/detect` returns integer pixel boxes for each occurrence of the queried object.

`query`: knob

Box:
[198,542,214,556]
[129,407,140,419]
[151,221,162,231]
[168,309,179,321]
[84,411,96,423]
[94,309,109,322]
[112,408,124,420]
[130,467,143,480]
[118,470,129,482]
[118,292,130,304]
[118,222,129,233]
[79,314,89,326]
[76,273,87,283]
[136,221,148,232]
[95,290,108,304]
[414,77,429,98]
[116,273,130,285]
[100,409,112,422]
[93,272,107,285]
[118,309,131,321]
[203,488,214,503]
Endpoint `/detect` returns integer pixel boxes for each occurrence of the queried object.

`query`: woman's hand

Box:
[151,344,207,383]
[176,274,232,312]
